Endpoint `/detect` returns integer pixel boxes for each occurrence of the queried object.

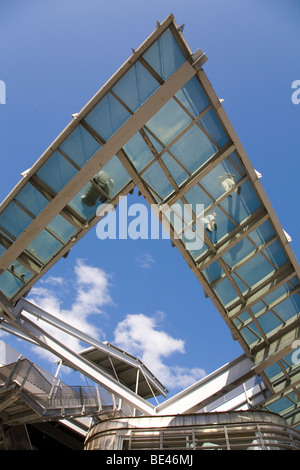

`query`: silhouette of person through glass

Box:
[81,170,114,207]
[218,173,241,197]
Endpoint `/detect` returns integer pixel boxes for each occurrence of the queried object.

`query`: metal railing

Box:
[0,358,117,420]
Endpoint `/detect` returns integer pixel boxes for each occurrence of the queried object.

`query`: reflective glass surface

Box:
[142,28,186,81]
[15,183,49,217]
[59,125,101,168]
[113,61,160,112]
[0,202,33,239]
[85,92,131,141]
[36,151,77,193]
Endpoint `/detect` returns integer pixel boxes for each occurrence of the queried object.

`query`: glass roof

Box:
[0,15,299,428]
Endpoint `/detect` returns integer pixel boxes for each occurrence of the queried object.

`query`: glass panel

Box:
[170,124,218,174]
[69,157,131,219]
[236,253,275,287]
[231,273,250,295]
[267,396,294,414]
[213,277,239,306]
[47,215,77,243]
[200,157,244,201]
[203,260,224,283]
[273,294,300,322]
[264,362,282,380]
[220,180,261,224]
[240,325,261,346]
[123,131,159,172]
[175,77,209,117]
[161,153,189,186]
[98,156,131,199]
[0,270,24,299]
[228,151,245,174]
[146,99,192,146]
[112,61,160,112]
[27,230,63,264]
[142,28,186,81]
[262,240,287,268]
[68,182,99,221]
[59,125,101,168]
[250,300,266,315]
[185,184,214,212]
[199,109,228,147]
[222,238,257,268]
[183,224,207,259]
[85,93,131,141]
[257,310,283,335]
[202,206,236,244]
[248,220,275,246]
[15,183,48,217]
[0,202,32,238]
[9,260,34,282]
[263,282,293,306]
[36,151,77,193]
[142,161,174,200]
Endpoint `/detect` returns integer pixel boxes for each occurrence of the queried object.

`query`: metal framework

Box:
[0,14,299,428]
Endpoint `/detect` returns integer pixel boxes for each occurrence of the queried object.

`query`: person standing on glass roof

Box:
[201,212,217,233]
[81,170,114,207]
[218,173,241,197]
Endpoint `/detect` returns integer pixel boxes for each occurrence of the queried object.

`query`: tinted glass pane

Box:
[236,253,275,287]
[175,77,209,117]
[273,294,300,321]
[27,230,63,264]
[36,152,77,193]
[142,161,174,200]
[258,311,282,335]
[200,158,244,200]
[146,99,192,145]
[248,220,275,246]
[203,260,224,283]
[220,180,261,224]
[185,184,214,211]
[69,158,131,219]
[60,125,100,168]
[0,202,32,238]
[99,156,131,198]
[267,396,294,414]
[15,183,48,217]
[213,277,238,306]
[113,61,160,112]
[222,238,257,268]
[47,215,77,243]
[142,28,186,81]
[85,93,131,141]
[263,282,293,306]
[240,326,260,346]
[199,109,228,147]
[9,260,34,282]
[123,131,157,171]
[170,124,218,174]
[68,182,99,221]
[162,153,189,186]
[263,240,287,268]
[203,206,236,243]
[0,270,23,299]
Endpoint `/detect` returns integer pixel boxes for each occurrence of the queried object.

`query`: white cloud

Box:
[136,252,155,269]
[114,313,206,391]
[24,259,113,362]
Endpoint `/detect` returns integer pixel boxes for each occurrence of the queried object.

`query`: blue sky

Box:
[0,0,299,398]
